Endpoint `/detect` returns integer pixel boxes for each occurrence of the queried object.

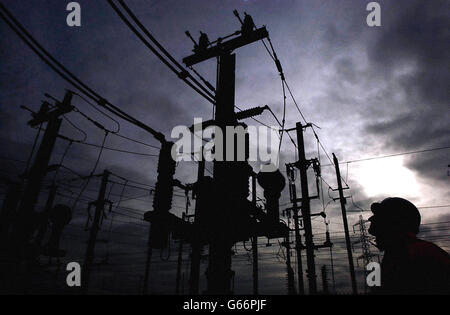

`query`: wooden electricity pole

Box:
[175,212,186,294]
[34,184,58,247]
[142,226,153,295]
[183,20,269,295]
[251,174,258,295]
[332,153,357,295]
[286,164,305,295]
[295,122,317,294]
[188,160,205,295]
[321,265,329,295]
[285,232,296,295]
[82,170,110,294]
[14,92,74,245]
[0,181,21,242]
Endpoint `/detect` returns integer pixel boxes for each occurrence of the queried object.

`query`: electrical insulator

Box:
[235,106,268,121]
[312,158,321,177]
[241,12,255,35]
[44,204,72,257]
[257,168,286,227]
[198,32,209,51]
[148,141,177,249]
[287,165,296,183]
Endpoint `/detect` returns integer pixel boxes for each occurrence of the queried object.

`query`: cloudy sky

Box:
[0,0,448,294]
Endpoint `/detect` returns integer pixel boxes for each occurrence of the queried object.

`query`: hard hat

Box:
[370,197,421,234]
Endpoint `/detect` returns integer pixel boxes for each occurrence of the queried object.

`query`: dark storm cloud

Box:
[363,0,449,185]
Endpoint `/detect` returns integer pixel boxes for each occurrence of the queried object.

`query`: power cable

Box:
[107,0,215,105]
[52,140,73,183]
[56,133,159,157]
[72,91,121,133]
[113,133,160,150]
[62,115,88,142]
[24,122,42,177]
[321,146,450,166]
[71,131,109,210]
[0,3,165,142]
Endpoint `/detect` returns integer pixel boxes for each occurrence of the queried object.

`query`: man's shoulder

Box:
[411,238,450,262]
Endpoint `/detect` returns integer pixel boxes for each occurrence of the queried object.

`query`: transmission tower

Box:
[352,215,379,293]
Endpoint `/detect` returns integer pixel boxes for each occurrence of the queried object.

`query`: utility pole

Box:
[284,232,296,295]
[353,215,378,293]
[82,170,110,294]
[189,160,205,295]
[295,122,317,294]
[175,212,186,294]
[286,164,305,295]
[251,174,258,295]
[183,15,269,295]
[321,265,329,295]
[0,181,21,242]
[34,184,58,247]
[143,140,177,295]
[143,227,153,295]
[207,52,236,294]
[13,91,74,246]
[332,153,357,295]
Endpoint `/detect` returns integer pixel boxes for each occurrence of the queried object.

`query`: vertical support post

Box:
[286,164,305,295]
[330,246,336,293]
[175,213,185,294]
[15,91,73,243]
[332,153,357,295]
[34,184,58,246]
[0,181,21,241]
[143,226,153,295]
[15,117,62,243]
[189,160,205,294]
[285,232,296,295]
[207,52,236,295]
[82,170,110,294]
[321,265,329,295]
[251,174,258,295]
[143,141,176,294]
[295,122,317,294]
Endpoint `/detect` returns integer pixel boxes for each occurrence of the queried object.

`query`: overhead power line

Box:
[261,30,350,189]
[110,1,285,141]
[321,146,450,166]
[107,0,216,105]
[0,2,166,143]
[55,134,159,157]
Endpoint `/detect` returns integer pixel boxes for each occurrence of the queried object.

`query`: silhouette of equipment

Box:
[27,91,75,128]
[197,32,209,52]
[242,13,256,36]
[257,169,285,230]
[42,204,72,257]
[188,105,269,132]
[144,11,289,294]
[183,25,268,66]
[144,141,177,249]
[11,91,74,257]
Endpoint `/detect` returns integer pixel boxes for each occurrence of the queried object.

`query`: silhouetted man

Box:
[368,197,450,294]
